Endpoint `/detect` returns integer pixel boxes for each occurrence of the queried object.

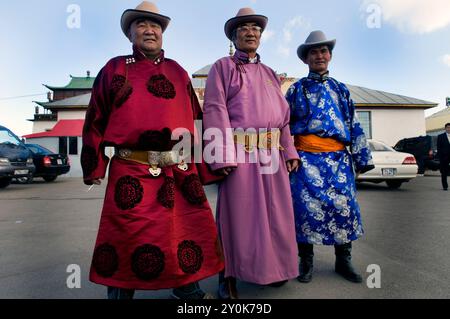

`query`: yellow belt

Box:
[233,130,284,153]
[294,134,345,153]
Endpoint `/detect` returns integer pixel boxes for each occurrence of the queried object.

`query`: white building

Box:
[192,65,437,147]
[24,73,95,177]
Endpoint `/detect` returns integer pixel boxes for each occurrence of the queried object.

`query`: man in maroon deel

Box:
[81,1,223,299]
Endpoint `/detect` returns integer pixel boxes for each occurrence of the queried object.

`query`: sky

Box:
[1,0,449,137]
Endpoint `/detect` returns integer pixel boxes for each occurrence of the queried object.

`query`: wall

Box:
[32,121,56,134]
[363,108,427,146]
[57,110,87,120]
[426,112,450,133]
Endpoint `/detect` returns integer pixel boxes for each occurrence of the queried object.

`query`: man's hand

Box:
[286,159,300,173]
[217,167,236,176]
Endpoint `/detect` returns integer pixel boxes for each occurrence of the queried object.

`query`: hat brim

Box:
[297,39,336,61]
[121,9,171,37]
[224,15,268,40]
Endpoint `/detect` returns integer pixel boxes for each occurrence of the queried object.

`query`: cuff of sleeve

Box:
[282,144,300,162]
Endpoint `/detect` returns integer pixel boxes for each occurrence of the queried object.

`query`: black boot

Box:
[267,280,288,288]
[107,287,135,299]
[297,243,314,283]
[334,242,363,283]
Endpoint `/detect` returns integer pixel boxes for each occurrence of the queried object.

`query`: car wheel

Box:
[386,181,403,189]
[0,178,12,189]
[43,175,58,182]
[16,176,33,184]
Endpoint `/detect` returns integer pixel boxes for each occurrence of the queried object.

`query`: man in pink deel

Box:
[203,7,300,299]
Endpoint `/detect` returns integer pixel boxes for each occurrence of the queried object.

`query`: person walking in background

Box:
[437,123,450,191]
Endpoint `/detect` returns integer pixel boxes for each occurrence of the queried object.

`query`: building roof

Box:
[192,65,212,78]
[426,107,450,119]
[345,84,436,108]
[23,120,84,138]
[35,93,91,109]
[44,75,95,91]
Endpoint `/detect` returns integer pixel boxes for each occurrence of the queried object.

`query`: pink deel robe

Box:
[203,50,299,284]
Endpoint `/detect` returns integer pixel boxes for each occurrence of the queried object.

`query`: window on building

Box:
[69,137,78,155]
[356,111,372,139]
[59,137,67,155]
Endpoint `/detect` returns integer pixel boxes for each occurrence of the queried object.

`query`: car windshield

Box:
[0,129,21,146]
[369,141,394,152]
[26,144,53,155]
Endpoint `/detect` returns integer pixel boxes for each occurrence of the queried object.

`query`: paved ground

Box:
[0,174,449,299]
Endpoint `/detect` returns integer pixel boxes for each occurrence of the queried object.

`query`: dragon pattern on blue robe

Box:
[286,72,374,245]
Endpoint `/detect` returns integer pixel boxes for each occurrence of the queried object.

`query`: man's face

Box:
[234,22,261,54]
[445,125,450,134]
[129,18,163,57]
[304,45,332,74]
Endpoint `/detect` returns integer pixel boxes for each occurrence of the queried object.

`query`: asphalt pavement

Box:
[0,174,449,299]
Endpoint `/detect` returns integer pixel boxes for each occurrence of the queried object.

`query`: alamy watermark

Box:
[67,4,81,29]
[365,3,382,29]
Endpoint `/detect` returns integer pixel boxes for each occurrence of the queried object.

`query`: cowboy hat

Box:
[297,30,336,61]
[121,1,171,37]
[224,8,268,40]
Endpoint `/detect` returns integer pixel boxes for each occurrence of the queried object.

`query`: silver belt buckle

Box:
[160,151,177,167]
[118,148,132,159]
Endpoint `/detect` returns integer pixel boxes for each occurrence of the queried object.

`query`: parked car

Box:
[394,135,440,173]
[24,144,70,182]
[0,125,35,189]
[357,140,418,189]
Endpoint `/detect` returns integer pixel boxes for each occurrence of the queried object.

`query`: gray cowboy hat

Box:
[297,30,336,61]
[121,1,171,37]
[224,7,268,40]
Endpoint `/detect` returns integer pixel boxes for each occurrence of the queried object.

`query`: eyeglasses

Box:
[237,26,262,34]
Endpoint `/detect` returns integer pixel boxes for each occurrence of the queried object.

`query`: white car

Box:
[357,140,418,189]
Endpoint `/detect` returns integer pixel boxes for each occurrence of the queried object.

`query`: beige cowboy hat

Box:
[121,1,171,37]
[297,30,336,61]
[224,7,268,40]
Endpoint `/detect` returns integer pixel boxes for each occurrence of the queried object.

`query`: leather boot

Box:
[297,243,314,283]
[107,287,135,299]
[334,242,363,283]
[267,280,288,288]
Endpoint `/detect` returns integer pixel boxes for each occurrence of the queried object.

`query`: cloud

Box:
[277,46,290,58]
[363,0,450,33]
[261,29,275,43]
[442,54,450,67]
[282,16,310,43]
[277,16,310,57]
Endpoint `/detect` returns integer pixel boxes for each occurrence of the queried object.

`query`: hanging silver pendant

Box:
[177,162,189,172]
[149,166,162,177]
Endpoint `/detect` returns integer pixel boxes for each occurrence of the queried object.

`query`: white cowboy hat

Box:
[224,7,268,40]
[297,30,336,61]
[121,1,171,37]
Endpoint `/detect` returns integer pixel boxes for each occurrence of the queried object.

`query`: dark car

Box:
[24,144,70,182]
[0,125,35,188]
[394,135,440,174]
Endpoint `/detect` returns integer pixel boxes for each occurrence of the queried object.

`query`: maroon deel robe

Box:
[81,47,224,290]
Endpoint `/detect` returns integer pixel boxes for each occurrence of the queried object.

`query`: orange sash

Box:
[295,134,345,153]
